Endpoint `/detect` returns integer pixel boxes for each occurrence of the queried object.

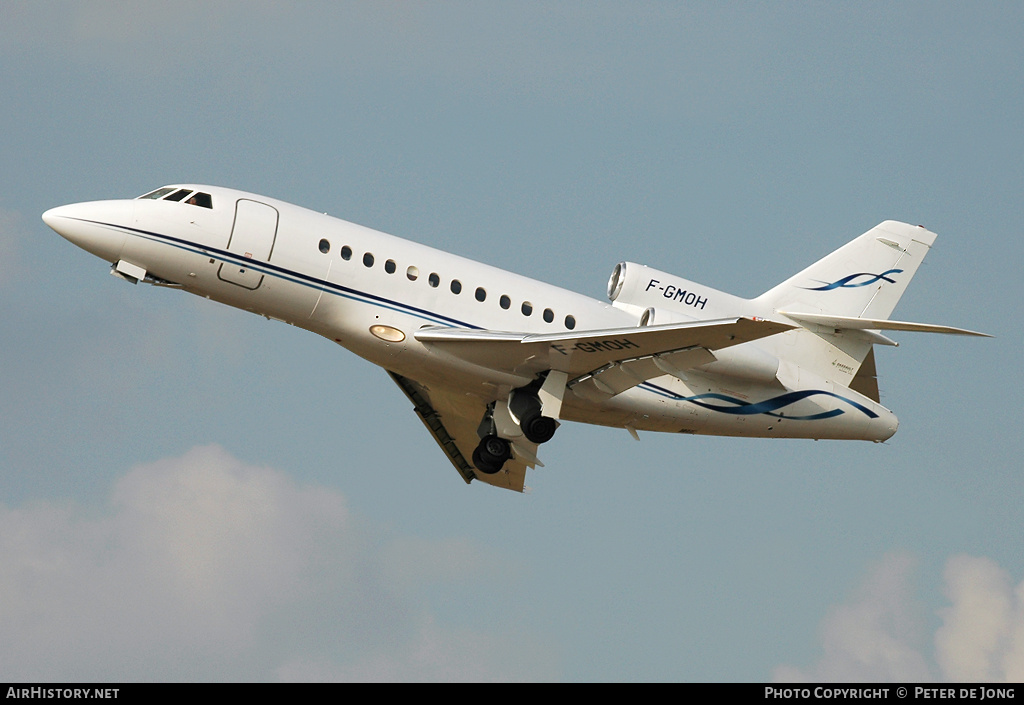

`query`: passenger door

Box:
[218,199,279,289]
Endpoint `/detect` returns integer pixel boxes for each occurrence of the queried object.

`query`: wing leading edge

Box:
[388,371,532,492]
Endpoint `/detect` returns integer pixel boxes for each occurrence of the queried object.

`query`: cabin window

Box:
[341,245,352,260]
[385,259,397,274]
[450,279,462,295]
[363,252,374,268]
[500,295,511,310]
[521,301,533,316]
[543,308,554,323]
[428,273,440,288]
[319,239,330,254]
[406,266,419,281]
[475,287,486,302]
[565,315,576,330]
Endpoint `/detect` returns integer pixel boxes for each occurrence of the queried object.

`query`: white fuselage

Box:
[44,185,899,444]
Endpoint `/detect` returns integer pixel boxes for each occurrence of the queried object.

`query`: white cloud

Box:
[773,552,932,682]
[935,555,1024,682]
[775,552,1024,683]
[0,445,555,681]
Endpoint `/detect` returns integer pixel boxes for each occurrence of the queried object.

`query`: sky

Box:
[1,1,1022,682]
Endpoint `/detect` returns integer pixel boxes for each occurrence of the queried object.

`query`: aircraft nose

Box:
[43,200,131,262]
[42,204,77,232]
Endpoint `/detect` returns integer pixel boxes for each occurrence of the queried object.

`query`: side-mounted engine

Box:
[607,261,783,384]
[607,261,749,325]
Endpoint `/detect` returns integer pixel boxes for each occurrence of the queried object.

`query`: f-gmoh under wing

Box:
[388,372,535,492]
[414,317,794,379]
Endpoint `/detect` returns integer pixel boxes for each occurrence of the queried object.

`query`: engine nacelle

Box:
[607,262,782,384]
[607,261,748,323]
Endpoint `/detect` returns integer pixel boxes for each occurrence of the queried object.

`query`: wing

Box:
[395,317,793,491]
[388,372,535,492]
[415,316,794,386]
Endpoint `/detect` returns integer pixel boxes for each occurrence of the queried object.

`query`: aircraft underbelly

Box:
[562,371,891,441]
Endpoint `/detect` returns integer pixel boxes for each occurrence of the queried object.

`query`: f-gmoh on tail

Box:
[43,185,989,492]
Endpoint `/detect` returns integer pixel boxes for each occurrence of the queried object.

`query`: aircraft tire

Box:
[522,412,557,444]
[473,436,510,474]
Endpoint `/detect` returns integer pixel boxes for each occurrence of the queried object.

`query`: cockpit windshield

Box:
[139,187,176,200]
[137,186,213,209]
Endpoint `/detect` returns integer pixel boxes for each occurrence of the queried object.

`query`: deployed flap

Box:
[569,346,716,401]
[779,311,991,337]
[387,372,531,492]
[414,317,794,378]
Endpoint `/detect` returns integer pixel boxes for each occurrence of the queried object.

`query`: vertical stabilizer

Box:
[756,221,936,319]
[754,221,937,389]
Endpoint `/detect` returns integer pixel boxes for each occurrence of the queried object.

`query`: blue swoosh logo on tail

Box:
[802,268,902,291]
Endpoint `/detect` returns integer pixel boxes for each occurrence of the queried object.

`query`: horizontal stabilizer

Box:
[779,311,991,337]
[414,317,794,378]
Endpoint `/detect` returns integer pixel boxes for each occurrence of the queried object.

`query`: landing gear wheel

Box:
[472,435,511,474]
[521,412,557,444]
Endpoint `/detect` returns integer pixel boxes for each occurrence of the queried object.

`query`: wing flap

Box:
[569,346,717,401]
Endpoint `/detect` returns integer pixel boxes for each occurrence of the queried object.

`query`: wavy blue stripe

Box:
[638,384,879,420]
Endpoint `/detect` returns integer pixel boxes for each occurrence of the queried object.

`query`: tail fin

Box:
[757,220,936,319]
[754,221,937,395]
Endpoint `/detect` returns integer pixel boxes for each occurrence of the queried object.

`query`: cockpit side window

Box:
[138,187,176,200]
[164,189,193,202]
[136,187,214,208]
[186,192,213,208]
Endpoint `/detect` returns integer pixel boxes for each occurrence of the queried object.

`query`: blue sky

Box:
[1,2,1022,681]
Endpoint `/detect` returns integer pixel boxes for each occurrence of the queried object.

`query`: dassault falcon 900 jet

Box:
[43,185,989,492]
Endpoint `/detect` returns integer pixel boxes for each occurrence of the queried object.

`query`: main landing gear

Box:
[472,435,511,475]
[471,373,567,475]
[514,396,558,444]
